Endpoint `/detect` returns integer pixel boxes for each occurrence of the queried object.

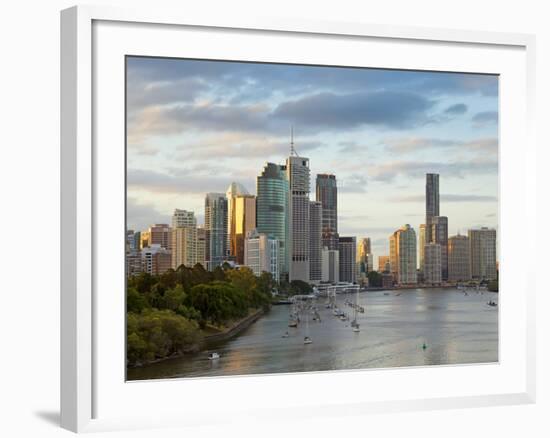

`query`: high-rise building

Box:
[389,225,417,285]
[448,233,471,281]
[316,174,339,250]
[171,226,197,270]
[468,227,497,280]
[172,209,196,228]
[244,229,279,280]
[196,226,207,269]
[309,201,322,283]
[321,248,339,283]
[256,162,290,281]
[338,236,356,283]
[423,243,442,285]
[356,237,372,285]
[430,216,449,280]
[378,255,390,273]
[285,153,310,282]
[147,224,171,250]
[205,193,228,270]
[141,244,172,275]
[126,251,142,277]
[419,224,426,273]
[139,231,150,249]
[426,173,440,243]
[226,182,256,264]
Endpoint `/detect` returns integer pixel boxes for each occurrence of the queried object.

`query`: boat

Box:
[351,287,361,332]
[288,320,298,328]
[304,336,313,344]
[383,292,390,296]
[282,331,289,338]
[487,301,497,307]
[353,325,360,333]
[208,352,220,360]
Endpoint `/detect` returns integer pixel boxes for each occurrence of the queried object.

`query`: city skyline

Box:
[127,57,498,259]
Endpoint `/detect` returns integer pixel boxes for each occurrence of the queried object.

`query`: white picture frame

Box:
[60,5,537,433]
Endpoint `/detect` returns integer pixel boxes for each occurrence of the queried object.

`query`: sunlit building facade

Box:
[448,234,471,281]
[205,193,228,270]
[469,227,497,280]
[390,224,417,285]
[244,229,279,280]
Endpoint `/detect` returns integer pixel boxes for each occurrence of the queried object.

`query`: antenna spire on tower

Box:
[290,125,298,156]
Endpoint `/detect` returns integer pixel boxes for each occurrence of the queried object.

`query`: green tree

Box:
[127,286,148,313]
[289,280,312,295]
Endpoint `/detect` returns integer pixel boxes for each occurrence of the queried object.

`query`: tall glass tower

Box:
[256,162,290,281]
[425,173,439,242]
[316,174,339,250]
[204,193,228,270]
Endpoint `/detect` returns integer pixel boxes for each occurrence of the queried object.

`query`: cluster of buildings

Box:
[381,173,498,287]
[127,147,498,289]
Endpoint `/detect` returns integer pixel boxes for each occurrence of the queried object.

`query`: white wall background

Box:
[0,1,546,437]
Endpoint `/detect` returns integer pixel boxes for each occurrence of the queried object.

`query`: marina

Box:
[127,287,498,381]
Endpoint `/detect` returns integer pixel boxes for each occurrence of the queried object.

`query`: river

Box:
[127,287,498,381]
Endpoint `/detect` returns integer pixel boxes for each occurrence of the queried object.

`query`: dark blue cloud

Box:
[272,91,435,130]
[472,111,498,126]
[127,57,499,108]
[444,103,468,115]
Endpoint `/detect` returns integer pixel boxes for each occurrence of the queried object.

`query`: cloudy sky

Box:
[126,56,498,262]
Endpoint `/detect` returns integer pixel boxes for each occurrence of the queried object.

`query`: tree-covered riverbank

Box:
[126,264,274,367]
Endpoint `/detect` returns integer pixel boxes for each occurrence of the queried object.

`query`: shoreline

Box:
[128,307,265,369]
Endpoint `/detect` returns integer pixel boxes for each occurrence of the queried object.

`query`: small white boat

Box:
[282,331,289,338]
[353,326,360,333]
[208,352,220,360]
[304,336,313,344]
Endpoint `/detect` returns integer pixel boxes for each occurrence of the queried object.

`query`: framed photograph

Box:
[61,5,536,433]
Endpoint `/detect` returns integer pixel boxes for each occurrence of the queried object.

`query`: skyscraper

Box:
[338,236,356,283]
[141,244,172,275]
[309,201,322,283]
[171,226,197,269]
[196,226,206,269]
[286,152,310,282]
[378,255,390,273]
[226,182,256,264]
[423,243,442,285]
[430,216,449,280]
[321,248,339,283]
[426,173,439,242]
[171,209,197,270]
[356,237,372,284]
[244,229,279,280]
[448,233,471,281]
[256,162,290,281]
[389,225,417,285]
[419,224,426,273]
[316,174,339,250]
[148,224,172,250]
[204,193,228,270]
[468,227,497,280]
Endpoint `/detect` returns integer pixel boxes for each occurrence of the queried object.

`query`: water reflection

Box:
[127,288,498,381]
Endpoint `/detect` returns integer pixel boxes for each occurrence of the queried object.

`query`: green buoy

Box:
[422,343,427,350]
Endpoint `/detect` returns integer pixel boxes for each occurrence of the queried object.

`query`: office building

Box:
[430,216,449,280]
[469,227,497,280]
[141,244,171,275]
[226,182,256,264]
[205,193,228,270]
[423,243,442,284]
[419,223,426,273]
[321,248,339,283]
[389,224,417,285]
[171,226,197,270]
[425,173,439,243]
[316,174,339,250]
[147,224,171,250]
[244,229,279,280]
[338,236,356,283]
[196,226,207,268]
[256,162,290,281]
[378,255,390,273]
[286,152,310,282]
[309,201,322,283]
[448,234,471,281]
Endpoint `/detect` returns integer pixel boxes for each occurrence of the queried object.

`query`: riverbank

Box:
[128,307,266,368]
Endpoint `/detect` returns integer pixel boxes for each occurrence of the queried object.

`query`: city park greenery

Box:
[127,263,275,366]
